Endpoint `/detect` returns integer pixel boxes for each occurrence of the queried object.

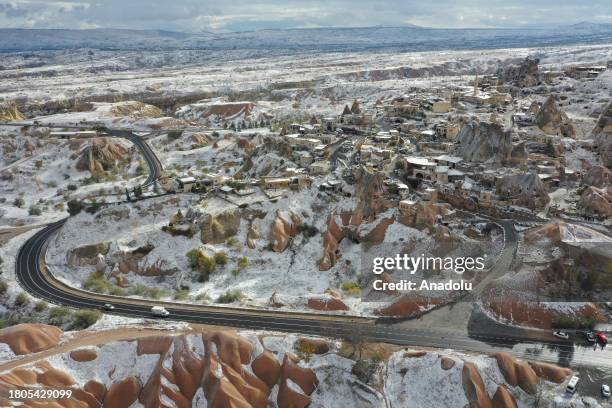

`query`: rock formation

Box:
[199,208,241,244]
[535,96,576,138]
[0,103,25,121]
[583,165,611,187]
[496,56,540,88]
[462,362,492,408]
[456,120,512,163]
[75,137,129,174]
[319,167,391,270]
[0,324,62,355]
[580,186,612,216]
[67,241,111,267]
[70,348,98,362]
[307,296,349,311]
[399,201,450,230]
[269,210,302,252]
[375,296,440,318]
[495,172,549,208]
[593,101,612,168]
[110,101,162,118]
[247,222,260,249]
[0,329,319,408]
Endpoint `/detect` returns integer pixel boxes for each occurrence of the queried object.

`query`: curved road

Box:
[8,123,612,372]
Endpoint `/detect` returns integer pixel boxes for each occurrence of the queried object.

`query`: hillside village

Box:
[0,42,611,407]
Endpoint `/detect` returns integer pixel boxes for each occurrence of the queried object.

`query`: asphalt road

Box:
[15,220,612,371]
[6,122,612,375]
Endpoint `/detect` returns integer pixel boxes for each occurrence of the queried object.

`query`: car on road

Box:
[151,306,170,317]
[102,303,115,311]
[566,376,579,394]
[596,332,608,346]
[553,331,570,340]
[584,331,596,343]
[602,384,610,398]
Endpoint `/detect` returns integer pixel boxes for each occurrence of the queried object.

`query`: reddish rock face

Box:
[440,356,456,370]
[0,324,63,355]
[307,297,349,311]
[269,210,302,253]
[492,385,518,408]
[84,380,107,403]
[69,348,98,362]
[492,352,555,395]
[252,349,281,388]
[105,376,141,408]
[528,361,572,384]
[375,296,440,318]
[0,330,321,408]
[461,362,492,408]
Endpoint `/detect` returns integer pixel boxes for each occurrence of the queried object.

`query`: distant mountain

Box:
[0,23,610,53]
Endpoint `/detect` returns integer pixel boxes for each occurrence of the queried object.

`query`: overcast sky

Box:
[0,0,610,32]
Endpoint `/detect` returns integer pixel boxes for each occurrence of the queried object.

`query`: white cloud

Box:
[0,0,609,31]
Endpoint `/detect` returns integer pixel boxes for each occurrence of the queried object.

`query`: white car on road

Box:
[603,384,610,398]
[553,331,570,340]
[151,306,170,317]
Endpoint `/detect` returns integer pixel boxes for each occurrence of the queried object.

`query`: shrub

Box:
[174,289,190,301]
[0,281,7,294]
[70,309,102,330]
[49,306,73,327]
[167,130,183,141]
[214,252,228,266]
[237,257,249,270]
[295,341,318,362]
[231,268,241,278]
[351,358,380,384]
[83,271,114,294]
[186,249,216,281]
[85,202,102,214]
[13,197,25,208]
[341,281,362,296]
[216,289,244,304]
[135,162,146,176]
[226,236,238,246]
[195,292,211,303]
[162,225,194,238]
[14,292,30,307]
[67,184,78,191]
[108,286,124,296]
[35,160,43,169]
[34,301,48,312]
[147,287,168,299]
[28,206,42,216]
[67,199,84,216]
[298,223,319,238]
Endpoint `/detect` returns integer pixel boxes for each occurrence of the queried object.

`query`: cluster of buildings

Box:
[165,59,609,221]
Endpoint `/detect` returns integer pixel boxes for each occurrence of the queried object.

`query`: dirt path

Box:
[0,225,44,247]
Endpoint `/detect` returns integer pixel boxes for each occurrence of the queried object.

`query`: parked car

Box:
[596,332,608,346]
[151,306,170,317]
[102,303,115,311]
[602,384,610,398]
[553,331,570,340]
[584,331,596,343]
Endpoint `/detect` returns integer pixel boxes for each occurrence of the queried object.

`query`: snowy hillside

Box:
[1,23,611,53]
